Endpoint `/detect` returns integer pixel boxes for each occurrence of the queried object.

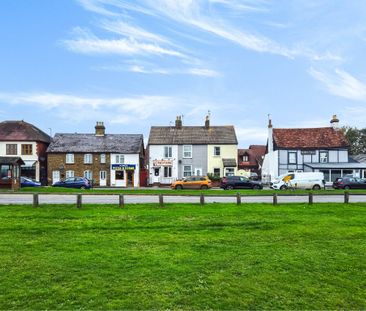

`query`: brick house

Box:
[0,120,51,184]
[237,145,266,177]
[47,122,145,187]
[262,115,366,183]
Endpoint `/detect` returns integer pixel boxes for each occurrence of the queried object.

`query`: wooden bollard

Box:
[119,194,124,208]
[308,192,313,205]
[76,194,82,209]
[236,193,241,205]
[159,194,164,207]
[344,191,349,204]
[200,193,205,206]
[33,193,39,208]
[273,193,278,205]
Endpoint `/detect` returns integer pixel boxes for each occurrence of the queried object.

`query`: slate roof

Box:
[0,120,51,143]
[272,127,349,149]
[352,154,366,163]
[222,158,237,167]
[148,126,238,145]
[0,156,25,165]
[47,133,144,154]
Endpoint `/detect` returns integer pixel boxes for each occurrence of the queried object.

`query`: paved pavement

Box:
[1,193,366,205]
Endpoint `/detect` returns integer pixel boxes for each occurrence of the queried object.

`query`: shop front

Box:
[111,164,136,187]
[150,159,175,185]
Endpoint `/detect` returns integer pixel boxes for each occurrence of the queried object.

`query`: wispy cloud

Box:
[63,27,186,58]
[309,67,366,101]
[0,91,177,124]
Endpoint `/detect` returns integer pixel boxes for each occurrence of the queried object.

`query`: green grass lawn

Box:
[0,203,365,309]
[11,186,366,196]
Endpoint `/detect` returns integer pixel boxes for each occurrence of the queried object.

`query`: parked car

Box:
[220,176,263,190]
[171,176,212,190]
[21,177,41,187]
[53,177,91,189]
[333,177,366,190]
[270,172,325,190]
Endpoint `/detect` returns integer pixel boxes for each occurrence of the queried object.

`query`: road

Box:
[1,193,366,204]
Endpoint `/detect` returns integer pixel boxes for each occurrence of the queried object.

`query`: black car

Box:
[220,176,263,190]
[333,177,366,190]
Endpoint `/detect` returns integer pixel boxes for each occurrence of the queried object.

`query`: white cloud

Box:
[0,92,177,124]
[63,33,186,58]
[235,126,268,145]
[309,67,366,101]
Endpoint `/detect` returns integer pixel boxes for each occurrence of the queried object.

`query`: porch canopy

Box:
[0,156,25,166]
[304,162,366,170]
[222,158,237,167]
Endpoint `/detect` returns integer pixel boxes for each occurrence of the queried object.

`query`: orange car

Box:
[171,176,212,190]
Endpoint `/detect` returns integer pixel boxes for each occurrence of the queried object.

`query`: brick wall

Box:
[47,153,111,186]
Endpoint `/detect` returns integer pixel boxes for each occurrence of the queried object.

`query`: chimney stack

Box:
[268,118,273,153]
[175,116,182,129]
[330,114,339,130]
[95,121,105,136]
[205,115,210,129]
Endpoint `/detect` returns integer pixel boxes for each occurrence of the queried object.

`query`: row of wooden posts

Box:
[31,192,352,208]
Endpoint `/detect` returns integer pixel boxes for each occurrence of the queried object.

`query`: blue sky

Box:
[1,0,366,146]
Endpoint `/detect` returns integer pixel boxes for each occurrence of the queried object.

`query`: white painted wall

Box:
[261,150,279,181]
[110,153,140,187]
[0,141,40,180]
[148,145,178,184]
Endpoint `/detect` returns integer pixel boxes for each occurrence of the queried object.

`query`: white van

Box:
[270,172,325,190]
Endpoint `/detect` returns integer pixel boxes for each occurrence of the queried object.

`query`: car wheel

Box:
[175,185,183,190]
[225,185,234,190]
[80,186,86,190]
[344,185,351,190]
[312,184,321,190]
[280,185,287,190]
[200,185,208,190]
[252,185,261,190]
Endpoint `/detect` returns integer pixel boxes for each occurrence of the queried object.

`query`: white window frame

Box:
[320,151,328,163]
[84,170,92,180]
[65,170,74,178]
[100,154,106,164]
[183,145,192,158]
[84,154,92,164]
[243,155,249,162]
[183,165,192,177]
[115,155,125,164]
[288,152,297,164]
[214,146,221,156]
[100,171,107,180]
[164,146,172,158]
[66,153,74,164]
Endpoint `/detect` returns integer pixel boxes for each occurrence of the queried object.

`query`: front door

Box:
[100,171,107,187]
[127,170,134,187]
[115,170,124,187]
[52,171,60,184]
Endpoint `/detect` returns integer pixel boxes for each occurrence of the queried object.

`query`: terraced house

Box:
[47,122,145,187]
[147,116,238,185]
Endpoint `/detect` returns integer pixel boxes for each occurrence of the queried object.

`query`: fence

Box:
[12,191,364,208]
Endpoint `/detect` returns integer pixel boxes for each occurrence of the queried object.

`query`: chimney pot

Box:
[95,121,106,136]
[205,115,210,129]
[330,114,339,130]
[175,116,182,129]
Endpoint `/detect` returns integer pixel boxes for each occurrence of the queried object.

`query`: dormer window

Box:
[243,155,249,162]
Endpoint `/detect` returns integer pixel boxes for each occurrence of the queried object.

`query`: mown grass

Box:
[0,203,365,310]
[13,186,366,196]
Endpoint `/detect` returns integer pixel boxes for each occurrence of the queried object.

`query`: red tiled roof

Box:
[273,127,349,149]
[238,145,266,166]
[0,120,51,143]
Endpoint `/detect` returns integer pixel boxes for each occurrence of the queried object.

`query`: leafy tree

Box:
[342,127,366,155]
